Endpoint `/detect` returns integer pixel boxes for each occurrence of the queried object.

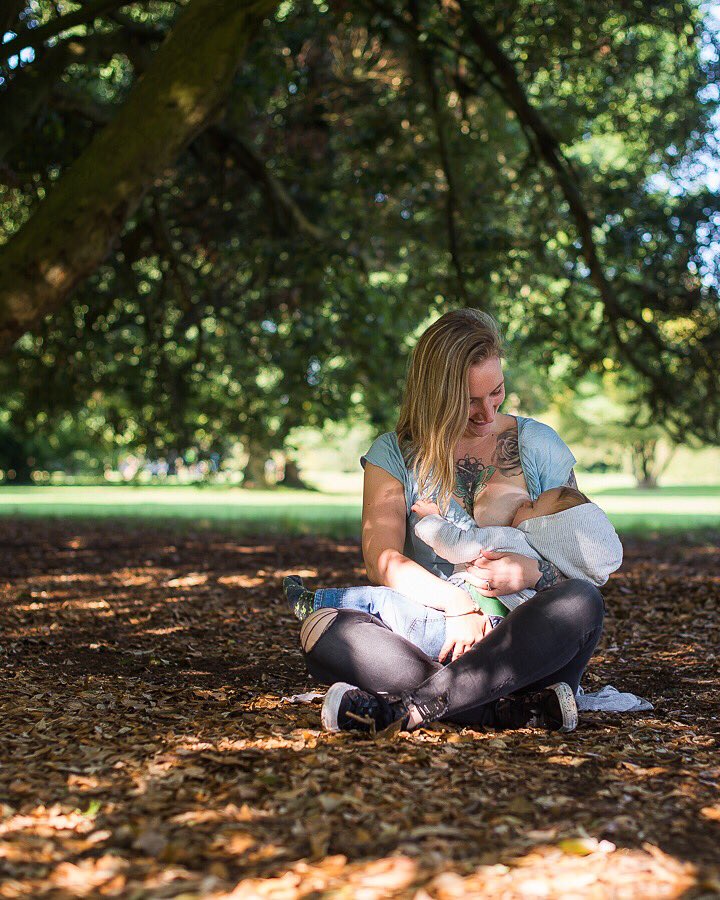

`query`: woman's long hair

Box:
[396,309,504,509]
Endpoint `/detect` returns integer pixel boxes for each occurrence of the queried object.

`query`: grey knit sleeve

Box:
[414,515,537,564]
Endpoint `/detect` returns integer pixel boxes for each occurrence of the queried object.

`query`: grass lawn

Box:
[1,481,719,536]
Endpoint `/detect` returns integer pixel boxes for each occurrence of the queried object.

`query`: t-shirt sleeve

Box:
[360,432,409,490]
[532,421,577,490]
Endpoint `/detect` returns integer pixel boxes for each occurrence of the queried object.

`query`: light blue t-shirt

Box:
[360,416,576,580]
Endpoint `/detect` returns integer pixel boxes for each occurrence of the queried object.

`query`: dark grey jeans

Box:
[303,579,604,726]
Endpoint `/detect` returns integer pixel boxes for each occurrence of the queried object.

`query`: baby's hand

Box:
[412,499,441,519]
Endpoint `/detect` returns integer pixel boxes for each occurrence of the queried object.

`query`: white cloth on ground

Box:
[575,684,653,712]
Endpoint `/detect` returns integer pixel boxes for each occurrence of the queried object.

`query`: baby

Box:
[285,485,623,662]
[413,485,622,611]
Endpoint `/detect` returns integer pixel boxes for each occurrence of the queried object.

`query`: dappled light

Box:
[0,519,718,897]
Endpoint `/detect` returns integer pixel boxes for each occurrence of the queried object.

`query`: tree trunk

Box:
[630,439,676,490]
[0,0,277,352]
[0,432,34,485]
[242,441,271,489]
[278,457,308,489]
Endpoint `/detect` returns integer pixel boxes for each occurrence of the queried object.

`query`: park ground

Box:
[1,508,719,897]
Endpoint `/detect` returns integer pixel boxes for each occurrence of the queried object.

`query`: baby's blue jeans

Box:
[313,585,504,661]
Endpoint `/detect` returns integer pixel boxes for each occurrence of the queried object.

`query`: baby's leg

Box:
[328,587,446,660]
[314,584,446,660]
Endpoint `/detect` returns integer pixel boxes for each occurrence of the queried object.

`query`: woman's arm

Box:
[362,462,477,615]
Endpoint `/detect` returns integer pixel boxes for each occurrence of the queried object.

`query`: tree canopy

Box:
[1,0,718,477]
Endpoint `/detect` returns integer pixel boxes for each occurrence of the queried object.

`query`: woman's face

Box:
[464,357,505,438]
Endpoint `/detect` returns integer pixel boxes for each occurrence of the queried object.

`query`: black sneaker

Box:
[321,682,450,734]
[321,683,402,733]
[494,682,578,733]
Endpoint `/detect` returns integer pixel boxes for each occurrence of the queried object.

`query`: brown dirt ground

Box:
[0,519,718,899]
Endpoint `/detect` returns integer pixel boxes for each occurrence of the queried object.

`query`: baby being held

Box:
[413,485,588,530]
[285,483,622,663]
[412,485,623,613]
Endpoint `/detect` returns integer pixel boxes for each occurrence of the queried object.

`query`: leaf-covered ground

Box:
[1,519,718,899]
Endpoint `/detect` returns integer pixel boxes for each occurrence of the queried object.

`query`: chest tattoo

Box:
[492,428,522,476]
[454,455,496,516]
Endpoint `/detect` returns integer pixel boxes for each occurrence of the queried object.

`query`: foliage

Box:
[0,0,719,477]
[547,370,681,487]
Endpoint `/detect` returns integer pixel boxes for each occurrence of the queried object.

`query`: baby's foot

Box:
[283,575,316,621]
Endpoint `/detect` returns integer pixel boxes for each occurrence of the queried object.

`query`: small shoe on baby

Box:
[283,575,316,621]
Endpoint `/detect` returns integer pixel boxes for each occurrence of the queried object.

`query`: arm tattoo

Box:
[566,469,578,489]
[535,559,564,591]
[493,427,523,476]
[455,455,495,516]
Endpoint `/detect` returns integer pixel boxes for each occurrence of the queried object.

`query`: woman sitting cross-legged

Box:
[296,309,606,735]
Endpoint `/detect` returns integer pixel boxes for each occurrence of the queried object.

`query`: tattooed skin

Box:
[492,427,523,476]
[534,559,563,591]
[455,455,496,516]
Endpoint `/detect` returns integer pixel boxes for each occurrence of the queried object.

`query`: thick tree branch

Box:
[458,2,675,394]
[408,0,467,302]
[0,0,278,351]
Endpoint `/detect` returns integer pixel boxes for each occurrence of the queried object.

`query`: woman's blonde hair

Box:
[396,309,504,509]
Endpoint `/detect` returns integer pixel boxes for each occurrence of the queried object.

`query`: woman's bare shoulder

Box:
[495,412,518,434]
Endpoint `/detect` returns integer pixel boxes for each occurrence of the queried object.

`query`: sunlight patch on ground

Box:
[219,843,700,899]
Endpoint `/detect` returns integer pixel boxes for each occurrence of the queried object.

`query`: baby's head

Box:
[512,486,591,527]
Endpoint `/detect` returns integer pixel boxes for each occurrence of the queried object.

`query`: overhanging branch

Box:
[0,0,279,351]
[458,1,676,395]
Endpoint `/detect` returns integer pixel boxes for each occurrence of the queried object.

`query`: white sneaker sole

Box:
[548,682,578,732]
[321,682,356,732]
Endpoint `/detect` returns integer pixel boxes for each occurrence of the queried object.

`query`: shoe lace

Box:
[341,690,390,732]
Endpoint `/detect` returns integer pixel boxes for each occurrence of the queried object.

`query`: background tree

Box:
[0,0,718,481]
[547,370,680,489]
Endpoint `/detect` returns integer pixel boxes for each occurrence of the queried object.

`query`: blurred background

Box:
[1,0,719,538]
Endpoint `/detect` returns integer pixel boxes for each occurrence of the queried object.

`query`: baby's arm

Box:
[414,515,533,565]
[411,499,442,519]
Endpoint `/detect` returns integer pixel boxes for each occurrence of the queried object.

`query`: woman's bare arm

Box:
[361,462,476,615]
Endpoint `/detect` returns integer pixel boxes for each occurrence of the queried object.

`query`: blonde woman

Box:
[300,309,604,733]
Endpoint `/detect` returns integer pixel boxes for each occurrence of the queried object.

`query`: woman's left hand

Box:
[463,550,540,596]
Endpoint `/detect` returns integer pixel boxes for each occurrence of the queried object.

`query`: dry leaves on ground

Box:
[0,519,718,898]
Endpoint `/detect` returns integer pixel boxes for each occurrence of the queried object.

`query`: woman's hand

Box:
[462,550,540,596]
[440,611,491,663]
